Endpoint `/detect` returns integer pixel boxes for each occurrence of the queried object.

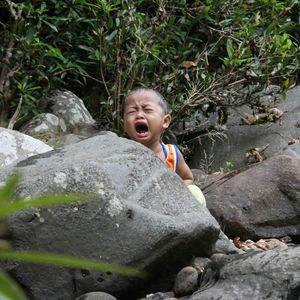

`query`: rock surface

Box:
[190,246,300,300]
[75,291,117,300]
[19,90,99,147]
[140,245,300,300]
[190,86,300,171]
[47,90,97,133]
[197,155,300,241]
[0,127,53,167]
[0,133,220,300]
[173,266,198,296]
[20,113,67,138]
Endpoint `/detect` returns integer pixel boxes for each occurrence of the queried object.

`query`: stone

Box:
[213,231,243,254]
[18,91,99,147]
[201,155,300,241]
[20,113,67,136]
[282,141,300,159]
[0,127,53,167]
[46,90,97,133]
[174,266,199,296]
[0,133,220,300]
[75,291,117,300]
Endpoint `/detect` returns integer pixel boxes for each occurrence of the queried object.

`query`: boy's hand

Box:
[187,184,206,206]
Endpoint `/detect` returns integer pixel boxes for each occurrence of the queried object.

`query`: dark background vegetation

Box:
[1,0,299,140]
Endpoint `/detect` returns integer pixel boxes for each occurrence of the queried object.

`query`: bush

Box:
[0,0,299,139]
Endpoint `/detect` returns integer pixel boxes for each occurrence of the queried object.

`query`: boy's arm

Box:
[176,151,193,186]
[176,149,206,206]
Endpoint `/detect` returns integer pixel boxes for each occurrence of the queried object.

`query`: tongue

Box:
[138,131,148,137]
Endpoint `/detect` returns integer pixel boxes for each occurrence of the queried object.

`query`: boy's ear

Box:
[120,118,124,128]
[162,114,172,129]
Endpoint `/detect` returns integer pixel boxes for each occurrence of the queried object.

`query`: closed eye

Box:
[126,110,136,115]
[143,106,155,113]
[144,109,153,113]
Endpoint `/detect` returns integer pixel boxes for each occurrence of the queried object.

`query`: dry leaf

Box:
[267,107,283,121]
[255,11,261,23]
[241,113,257,125]
[233,237,289,252]
[246,144,269,164]
[180,61,197,69]
[283,77,296,89]
[246,69,258,78]
[242,107,283,125]
[255,239,271,250]
[288,137,300,145]
[184,73,190,81]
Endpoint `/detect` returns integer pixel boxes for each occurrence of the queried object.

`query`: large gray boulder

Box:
[0,127,53,167]
[0,133,220,300]
[190,86,300,172]
[197,155,300,241]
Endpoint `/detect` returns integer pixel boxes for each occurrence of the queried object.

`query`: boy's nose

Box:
[136,111,145,118]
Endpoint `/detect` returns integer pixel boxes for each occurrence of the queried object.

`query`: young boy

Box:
[122,87,206,206]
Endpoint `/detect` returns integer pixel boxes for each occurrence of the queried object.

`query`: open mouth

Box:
[135,122,149,135]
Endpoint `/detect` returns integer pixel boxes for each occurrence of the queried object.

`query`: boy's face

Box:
[122,90,171,147]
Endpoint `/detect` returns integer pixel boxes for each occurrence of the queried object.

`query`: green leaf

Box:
[0,269,28,300]
[42,20,58,32]
[219,19,232,27]
[105,30,117,42]
[226,38,234,59]
[0,193,96,219]
[150,45,160,57]
[0,250,148,278]
[46,45,65,61]
[25,27,36,44]
[94,49,100,60]
[0,173,21,205]
[78,45,94,52]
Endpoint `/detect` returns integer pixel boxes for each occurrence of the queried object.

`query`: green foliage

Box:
[219,161,235,173]
[0,250,147,278]
[0,269,27,300]
[0,173,147,298]
[0,191,93,219]
[0,0,299,138]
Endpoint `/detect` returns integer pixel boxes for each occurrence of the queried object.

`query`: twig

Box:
[227,78,248,87]
[98,35,110,97]
[0,1,23,126]
[7,94,23,130]
[0,2,22,94]
[5,0,19,20]
[114,29,121,130]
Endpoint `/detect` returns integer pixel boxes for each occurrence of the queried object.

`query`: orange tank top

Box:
[161,143,179,172]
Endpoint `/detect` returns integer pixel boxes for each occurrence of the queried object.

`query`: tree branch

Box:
[0,1,22,95]
[7,94,23,130]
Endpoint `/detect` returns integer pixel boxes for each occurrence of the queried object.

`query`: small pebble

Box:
[75,291,117,300]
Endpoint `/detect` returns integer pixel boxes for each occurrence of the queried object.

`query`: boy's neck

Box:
[146,141,166,162]
[151,142,162,154]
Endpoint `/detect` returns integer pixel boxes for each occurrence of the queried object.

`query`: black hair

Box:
[122,88,170,115]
